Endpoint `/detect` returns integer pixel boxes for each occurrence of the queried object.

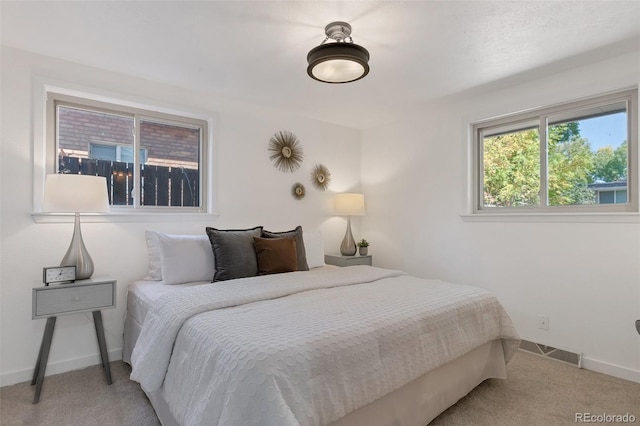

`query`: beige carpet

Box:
[1,350,638,425]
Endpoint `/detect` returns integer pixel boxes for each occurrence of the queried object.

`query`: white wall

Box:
[0,47,362,386]
[362,51,640,382]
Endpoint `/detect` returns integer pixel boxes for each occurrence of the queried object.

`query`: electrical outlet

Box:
[538,315,549,330]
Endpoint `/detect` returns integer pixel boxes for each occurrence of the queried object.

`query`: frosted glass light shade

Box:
[310,58,366,83]
[43,174,110,213]
[334,193,365,216]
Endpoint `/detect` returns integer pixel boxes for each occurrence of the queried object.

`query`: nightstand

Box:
[324,254,372,267]
[31,277,116,404]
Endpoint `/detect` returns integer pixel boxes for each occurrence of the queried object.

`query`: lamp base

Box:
[61,213,94,280]
[340,217,357,256]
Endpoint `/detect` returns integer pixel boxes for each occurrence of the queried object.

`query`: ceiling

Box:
[2,1,639,130]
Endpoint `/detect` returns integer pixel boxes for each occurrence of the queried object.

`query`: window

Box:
[589,183,628,204]
[49,93,208,211]
[89,143,148,164]
[473,90,637,214]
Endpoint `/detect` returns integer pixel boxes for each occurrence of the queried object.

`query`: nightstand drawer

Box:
[33,281,115,319]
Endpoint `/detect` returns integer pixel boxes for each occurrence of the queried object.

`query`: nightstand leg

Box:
[92,311,112,385]
[32,317,56,404]
[31,333,46,385]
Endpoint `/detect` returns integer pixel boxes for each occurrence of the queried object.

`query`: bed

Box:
[124,229,520,426]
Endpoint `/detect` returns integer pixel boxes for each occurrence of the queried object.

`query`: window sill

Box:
[460,212,640,223]
[32,212,220,224]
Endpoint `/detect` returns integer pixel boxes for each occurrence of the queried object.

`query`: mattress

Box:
[128,279,209,328]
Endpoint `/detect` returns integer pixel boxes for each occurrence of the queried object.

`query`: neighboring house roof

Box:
[587,181,627,191]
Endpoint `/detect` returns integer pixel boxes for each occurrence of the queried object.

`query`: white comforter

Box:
[130,266,520,426]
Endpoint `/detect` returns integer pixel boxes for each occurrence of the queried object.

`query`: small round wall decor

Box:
[291,182,306,200]
[311,164,331,191]
[268,130,303,173]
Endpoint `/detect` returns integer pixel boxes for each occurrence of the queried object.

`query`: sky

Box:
[577,112,627,151]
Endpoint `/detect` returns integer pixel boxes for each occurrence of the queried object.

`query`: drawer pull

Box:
[73,296,81,302]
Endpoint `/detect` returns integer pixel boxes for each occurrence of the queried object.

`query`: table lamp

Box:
[42,174,110,280]
[334,193,365,256]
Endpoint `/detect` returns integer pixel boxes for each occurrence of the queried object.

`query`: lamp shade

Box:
[334,193,365,216]
[43,174,110,213]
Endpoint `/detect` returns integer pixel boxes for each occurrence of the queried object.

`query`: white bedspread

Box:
[130,266,520,426]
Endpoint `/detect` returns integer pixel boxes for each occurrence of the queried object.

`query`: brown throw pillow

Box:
[261,226,309,271]
[253,237,298,275]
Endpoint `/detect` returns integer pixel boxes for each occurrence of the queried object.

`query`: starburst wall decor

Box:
[291,182,306,200]
[311,164,331,191]
[268,130,304,173]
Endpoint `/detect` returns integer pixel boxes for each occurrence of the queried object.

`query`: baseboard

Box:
[519,339,639,384]
[580,357,640,384]
[0,348,122,387]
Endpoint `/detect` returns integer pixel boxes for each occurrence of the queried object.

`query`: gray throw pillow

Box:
[261,225,309,271]
[205,226,263,281]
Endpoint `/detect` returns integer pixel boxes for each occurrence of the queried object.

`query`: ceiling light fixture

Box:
[307,21,370,84]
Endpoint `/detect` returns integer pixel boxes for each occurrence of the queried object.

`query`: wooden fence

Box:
[59,156,199,207]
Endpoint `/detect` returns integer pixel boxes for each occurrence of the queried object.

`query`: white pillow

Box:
[144,231,162,281]
[303,232,325,269]
[155,232,216,285]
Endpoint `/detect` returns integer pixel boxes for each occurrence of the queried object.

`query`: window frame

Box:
[471,89,638,215]
[44,91,210,214]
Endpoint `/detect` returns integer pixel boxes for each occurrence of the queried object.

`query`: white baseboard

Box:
[580,356,640,384]
[0,348,122,387]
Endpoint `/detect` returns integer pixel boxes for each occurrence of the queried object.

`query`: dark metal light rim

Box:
[306,43,370,84]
